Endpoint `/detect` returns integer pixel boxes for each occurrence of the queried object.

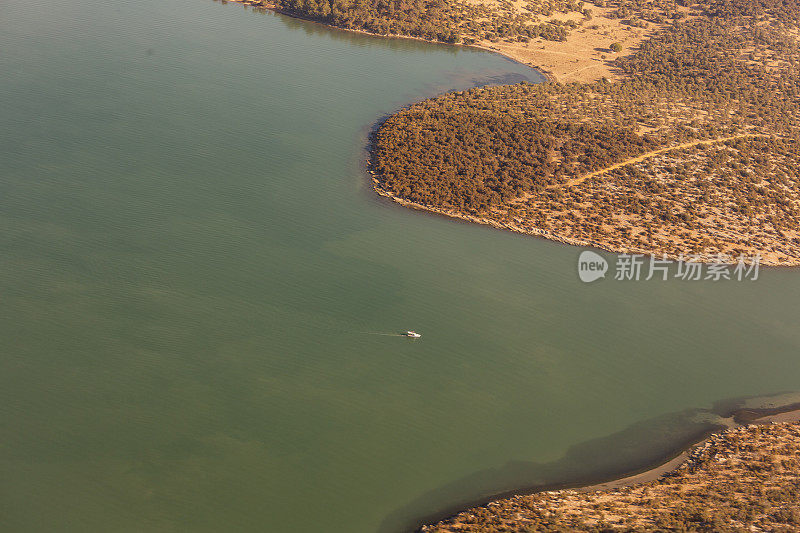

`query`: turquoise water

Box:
[1,0,799,531]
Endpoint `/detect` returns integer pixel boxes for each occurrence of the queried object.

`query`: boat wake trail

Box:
[359,330,421,338]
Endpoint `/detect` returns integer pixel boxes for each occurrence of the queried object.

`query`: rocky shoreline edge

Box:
[368,170,800,268]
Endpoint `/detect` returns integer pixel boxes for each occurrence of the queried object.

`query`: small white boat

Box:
[405,331,421,338]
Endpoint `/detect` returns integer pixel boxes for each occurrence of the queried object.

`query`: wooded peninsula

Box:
[370,0,800,264]
[225,0,800,264]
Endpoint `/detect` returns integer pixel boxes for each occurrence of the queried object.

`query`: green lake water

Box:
[1,0,800,531]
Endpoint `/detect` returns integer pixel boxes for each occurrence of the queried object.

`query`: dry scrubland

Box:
[370,0,800,264]
[496,136,800,263]
[423,422,800,532]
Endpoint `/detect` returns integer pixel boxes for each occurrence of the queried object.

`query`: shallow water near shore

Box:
[1,0,800,531]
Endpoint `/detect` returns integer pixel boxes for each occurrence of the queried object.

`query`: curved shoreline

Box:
[218,0,560,83]
[414,402,800,532]
[219,0,799,267]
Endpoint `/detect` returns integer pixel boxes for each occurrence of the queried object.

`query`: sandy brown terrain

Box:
[475,3,659,82]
